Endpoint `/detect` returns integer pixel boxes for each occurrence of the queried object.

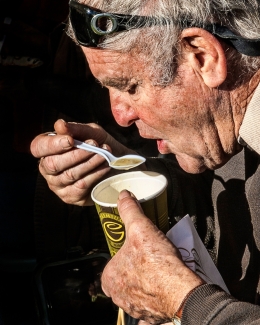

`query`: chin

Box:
[176,155,208,174]
[177,155,230,174]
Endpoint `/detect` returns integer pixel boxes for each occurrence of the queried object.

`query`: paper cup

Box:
[91,171,169,256]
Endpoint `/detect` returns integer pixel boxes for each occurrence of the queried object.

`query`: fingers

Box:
[32,132,112,206]
[31,119,115,159]
[40,153,109,186]
[54,119,109,144]
[38,143,106,175]
[52,164,111,205]
[30,120,122,206]
[38,152,111,205]
[30,132,74,158]
[54,119,137,158]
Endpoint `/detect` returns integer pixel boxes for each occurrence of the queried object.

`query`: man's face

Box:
[82,47,233,173]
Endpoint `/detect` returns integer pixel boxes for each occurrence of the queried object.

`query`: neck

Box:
[230,68,260,138]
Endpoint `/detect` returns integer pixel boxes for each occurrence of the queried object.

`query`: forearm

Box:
[182,284,260,325]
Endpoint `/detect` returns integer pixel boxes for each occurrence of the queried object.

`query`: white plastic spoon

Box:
[73,139,146,170]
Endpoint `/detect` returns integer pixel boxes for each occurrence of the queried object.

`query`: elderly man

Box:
[30,0,260,324]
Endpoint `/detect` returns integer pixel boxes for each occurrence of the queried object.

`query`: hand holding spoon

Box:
[48,133,146,170]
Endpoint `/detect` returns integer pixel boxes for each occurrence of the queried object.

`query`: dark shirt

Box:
[146,147,260,324]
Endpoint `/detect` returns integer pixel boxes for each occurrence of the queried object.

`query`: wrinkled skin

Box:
[101,190,204,324]
[81,32,240,175]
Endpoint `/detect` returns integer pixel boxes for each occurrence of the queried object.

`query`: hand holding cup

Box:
[101,190,204,324]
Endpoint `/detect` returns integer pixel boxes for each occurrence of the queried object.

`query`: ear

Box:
[180,28,227,88]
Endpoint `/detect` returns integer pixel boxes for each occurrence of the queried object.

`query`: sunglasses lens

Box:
[96,16,111,32]
[90,14,118,35]
[69,1,132,47]
[70,6,100,46]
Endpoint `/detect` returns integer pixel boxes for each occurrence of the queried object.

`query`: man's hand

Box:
[30,119,138,205]
[101,190,204,324]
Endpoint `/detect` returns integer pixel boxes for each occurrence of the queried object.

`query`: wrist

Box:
[172,283,205,324]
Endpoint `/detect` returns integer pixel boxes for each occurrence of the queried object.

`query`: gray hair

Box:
[68,0,260,86]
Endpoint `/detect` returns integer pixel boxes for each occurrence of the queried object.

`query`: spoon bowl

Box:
[73,139,146,170]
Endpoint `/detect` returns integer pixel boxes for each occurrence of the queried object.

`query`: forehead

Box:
[82,47,144,83]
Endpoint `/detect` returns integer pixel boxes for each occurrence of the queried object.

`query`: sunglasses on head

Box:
[69,0,149,47]
[69,0,260,56]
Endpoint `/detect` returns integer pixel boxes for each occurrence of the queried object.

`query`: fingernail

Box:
[119,190,132,199]
[101,144,109,150]
[119,190,143,210]
[119,190,138,201]
[130,192,137,199]
[57,119,68,128]
[59,136,72,149]
[86,140,97,146]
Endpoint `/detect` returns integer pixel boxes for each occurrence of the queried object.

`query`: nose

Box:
[109,89,138,127]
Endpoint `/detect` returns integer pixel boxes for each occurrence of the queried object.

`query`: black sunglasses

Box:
[69,0,260,56]
[69,0,149,47]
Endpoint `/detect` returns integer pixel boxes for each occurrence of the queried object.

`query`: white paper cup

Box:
[91,171,169,256]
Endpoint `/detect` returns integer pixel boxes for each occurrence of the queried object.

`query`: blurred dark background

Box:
[0,1,158,324]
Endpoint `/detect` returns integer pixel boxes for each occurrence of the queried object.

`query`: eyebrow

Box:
[100,77,131,91]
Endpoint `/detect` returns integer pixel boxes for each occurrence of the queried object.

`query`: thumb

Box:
[54,119,72,135]
[54,119,108,144]
[117,190,152,231]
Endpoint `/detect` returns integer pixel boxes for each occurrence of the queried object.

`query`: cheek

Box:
[132,92,166,123]
[136,100,173,133]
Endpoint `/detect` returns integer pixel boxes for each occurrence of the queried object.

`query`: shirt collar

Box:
[238,82,260,154]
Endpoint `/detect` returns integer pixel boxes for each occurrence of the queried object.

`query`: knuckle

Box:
[38,162,46,176]
[57,181,90,206]
[42,156,59,174]
[55,188,75,204]
[47,177,61,192]
[74,177,91,191]
[63,168,77,182]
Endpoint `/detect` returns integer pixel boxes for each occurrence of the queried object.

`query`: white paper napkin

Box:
[166,215,229,293]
